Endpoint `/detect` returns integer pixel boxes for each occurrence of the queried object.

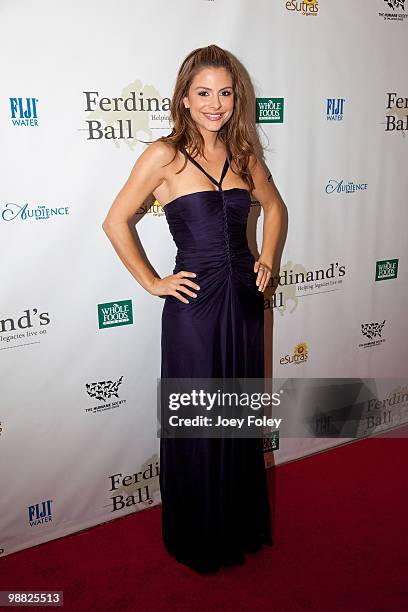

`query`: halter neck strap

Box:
[183,149,231,189]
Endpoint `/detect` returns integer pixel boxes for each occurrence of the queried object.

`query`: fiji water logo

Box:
[327,98,345,121]
[1,202,70,222]
[325,179,368,194]
[98,299,133,329]
[28,499,53,527]
[256,98,284,124]
[375,258,398,281]
[10,97,39,127]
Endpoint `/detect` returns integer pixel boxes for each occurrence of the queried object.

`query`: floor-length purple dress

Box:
[159,148,272,573]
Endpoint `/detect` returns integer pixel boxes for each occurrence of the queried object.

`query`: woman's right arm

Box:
[102,142,200,303]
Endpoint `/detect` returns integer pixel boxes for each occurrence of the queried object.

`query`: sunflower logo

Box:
[294,342,308,357]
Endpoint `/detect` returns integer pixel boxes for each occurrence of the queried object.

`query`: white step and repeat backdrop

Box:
[1,0,407,556]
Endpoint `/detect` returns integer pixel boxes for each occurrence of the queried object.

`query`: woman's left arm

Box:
[250,154,284,292]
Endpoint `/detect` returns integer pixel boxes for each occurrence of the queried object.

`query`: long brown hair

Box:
[156,44,256,191]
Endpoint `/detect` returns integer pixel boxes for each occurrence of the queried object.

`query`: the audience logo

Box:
[9,97,38,127]
[107,456,160,513]
[28,500,53,527]
[0,201,70,222]
[375,258,399,281]
[256,98,284,124]
[0,308,51,350]
[85,376,126,414]
[97,300,133,329]
[325,179,368,194]
[326,98,345,121]
[81,84,170,148]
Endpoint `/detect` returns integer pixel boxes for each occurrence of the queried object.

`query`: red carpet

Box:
[1,433,407,611]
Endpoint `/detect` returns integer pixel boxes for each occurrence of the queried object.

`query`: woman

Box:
[102,44,283,573]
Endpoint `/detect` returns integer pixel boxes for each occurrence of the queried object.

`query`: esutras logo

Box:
[279,342,309,365]
[0,202,70,222]
[0,308,51,350]
[285,0,319,17]
[9,97,39,127]
[85,375,126,414]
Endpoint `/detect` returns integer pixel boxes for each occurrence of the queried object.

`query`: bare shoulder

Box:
[134,140,176,175]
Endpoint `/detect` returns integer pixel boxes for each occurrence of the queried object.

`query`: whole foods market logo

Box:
[82,83,171,148]
[256,98,284,124]
[286,0,319,17]
[1,202,70,222]
[9,97,38,127]
[85,375,126,414]
[0,308,51,350]
[107,456,160,513]
[98,300,133,329]
[375,258,398,280]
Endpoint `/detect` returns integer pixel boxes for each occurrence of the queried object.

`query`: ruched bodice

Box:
[159,148,272,573]
[164,187,252,274]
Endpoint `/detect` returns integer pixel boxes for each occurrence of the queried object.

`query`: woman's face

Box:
[183,66,234,135]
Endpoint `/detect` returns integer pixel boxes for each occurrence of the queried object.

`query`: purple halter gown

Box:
[159,148,273,573]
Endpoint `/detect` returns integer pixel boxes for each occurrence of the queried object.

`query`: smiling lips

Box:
[203,113,223,121]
